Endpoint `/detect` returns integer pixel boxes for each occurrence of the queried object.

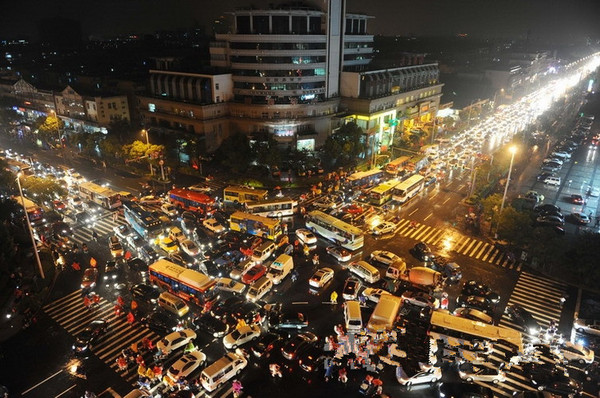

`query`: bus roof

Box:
[395,174,424,190]
[230,211,280,227]
[149,259,215,292]
[307,210,363,236]
[224,185,269,195]
[169,188,215,204]
[348,168,383,181]
[430,311,523,352]
[79,181,120,197]
[246,197,296,207]
[387,156,410,166]
[371,179,400,194]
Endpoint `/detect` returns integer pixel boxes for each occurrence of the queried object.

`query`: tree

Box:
[21,176,67,204]
[37,113,64,145]
[0,159,16,194]
[480,193,503,220]
[254,137,281,168]
[98,136,124,160]
[213,132,252,174]
[323,122,366,168]
[107,119,133,142]
[122,140,164,160]
[497,207,533,247]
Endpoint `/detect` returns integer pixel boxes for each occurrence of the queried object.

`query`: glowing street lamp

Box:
[500,146,517,214]
[142,129,153,176]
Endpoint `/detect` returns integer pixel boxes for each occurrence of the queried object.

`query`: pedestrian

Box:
[83,295,92,310]
[117,296,125,307]
[114,304,123,317]
[130,299,138,313]
[92,230,98,242]
[127,311,135,325]
[596,216,600,227]
[312,253,320,266]
[116,356,128,371]
[303,244,310,257]
[135,354,145,366]
[92,293,100,306]
[330,291,338,304]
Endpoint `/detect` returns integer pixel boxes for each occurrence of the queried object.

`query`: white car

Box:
[309,267,334,288]
[574,318,600,337]
[223,324,261,349]
[369,250,402,265]
[313,198,336,209]
[180,239,201,257]
[156,329,197,355]
[188,184,212,193]
[161,203,178,217]
[371,221,395,235]
[458,364,506,384]
[326,245,352,262]
[215,277,247,294]
[164,351,207,386]
[396,365,442,386]
[203,218,226,234]
[296,228,317,245]
[139,195,163,205]
[560,342,595,364]
[361,288,391,304]
[70,196,84,209]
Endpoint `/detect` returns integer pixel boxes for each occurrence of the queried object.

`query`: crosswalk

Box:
[42,290,161,383]
[392,219,519,270]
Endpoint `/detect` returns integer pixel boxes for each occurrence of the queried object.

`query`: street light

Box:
[142,129,153,176]
[16,174,45,279]
[500,146,517,213]
[50,110,61,147]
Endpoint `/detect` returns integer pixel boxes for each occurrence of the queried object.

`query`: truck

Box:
[367,294,402,332]
[400,266,442,287]
[386,260,407,280]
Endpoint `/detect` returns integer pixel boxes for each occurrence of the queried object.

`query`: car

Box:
[456,295,493,314]
[534,378,583,397]
[543,157,563,166]
[438,382,493,398]
[342,204,364,215]
[103,261,119,285]
[574,318,600,336]
[543,176,561,186]
[361,287,391,304]
[342,278,361,300]
[203,218,226,234]
[309,267,334,288]
[156,236,180,254]
[298,344,326,373]
[229,258,256,280]
[371,221,395,235]
[72,319,109,356]
[52,199,67,211]
[70,196,84,209]
[138,244,159,264]
[211,296,245,319]
[526,365,583,396]
[192,314,231,337]
[571,212,590,224]
[113,224,134,241]
[369,250,402,265]
[534,204,561,214]
[50,221,72,238]
[215,277,247,294]
[188,184,212,193]
[127,257,148,274]
[108,235,124,258]
[458,363,506,384]
[396,364,442,386]
[461,280,500,304]
[325,246,352,262]
[242,264,267,284]
[537,215,565,226]
[222,324,261,349]
[180,239,201,257]
[81,268,99,289]
[164,351,207,386]
[281,331,318,360]
[312,197,336,209]
[570,194,585,204]
[454,307,493,324]
[537,172,555,181]
[402,291,439,309]
[268,310,309,330]
[156,329,197,355]
[295,228,317,245]
[525,191,545,203]
[504,304,541,335]
[181,212,198,234]
[161,203,178,217]
[412,242,433,261]
[429,259,462,283]
[559,342,595,364]
[125,234,144,252]
[130,283,159,304]
[251,332,284,359]
[424,176,437,186]
[139,195,163,205]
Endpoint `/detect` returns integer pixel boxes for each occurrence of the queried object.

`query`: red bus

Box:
[168,188,216,215]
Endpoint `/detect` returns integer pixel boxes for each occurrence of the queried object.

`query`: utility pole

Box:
[16,175,45,279]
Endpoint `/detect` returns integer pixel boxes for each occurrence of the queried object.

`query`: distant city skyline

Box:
[1,0,599,44]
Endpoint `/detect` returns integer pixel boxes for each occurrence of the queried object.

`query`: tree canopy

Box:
[322,122,366,168]
[213,132,253,174]
[21,176,67,204]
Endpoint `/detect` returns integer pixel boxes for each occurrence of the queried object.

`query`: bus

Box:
[12,195,44,225]
[385,156,410,176]
[245,197,297,218]
[229,211,282,241]
[168,188,216,215]
[78,181,122,209]
[305,210,364,251]
[148,259,216,305]
[347,168,384,188]
[223,186,268,204]
[369,179,401,205]
[429,311,523,354]
[122,201,162,240]
[392,174,425,204]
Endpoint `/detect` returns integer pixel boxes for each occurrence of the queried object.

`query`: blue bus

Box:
[122,201,162,240]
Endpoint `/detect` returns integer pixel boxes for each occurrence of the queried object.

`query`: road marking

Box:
[463,239,477,255]
[423,213,433,221]
[22,370,64,395]
[481,245,495,261]
[475,243,489,259]
[429,230,445,245]
[292,301,308,305]
[408,208,419,216]
[414,226,432,241]
[442,197,450,204]
[458,237,471,252]
[468,241,483,256]
[430,192,438,199]
[55,385,77,398]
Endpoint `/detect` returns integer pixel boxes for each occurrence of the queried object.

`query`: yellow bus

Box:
[369,179,401,205]
[148,259,216,305]
[229,211,282,241]
[305,210,364,251]
[223,186,268,204]
[385,156,410,176]
[429,311,523,354]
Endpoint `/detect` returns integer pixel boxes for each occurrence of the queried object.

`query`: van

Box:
[251,241,276,263]
[123,390,150,398]
[348,261,381,284]
[544,176,561,186]
[200,352,248,392]
[246,276,273,302]
[266,254,293,285]
[158,291,189,317]
[168,227,186,244]
[344,300,363,332]
[367,294,402,332]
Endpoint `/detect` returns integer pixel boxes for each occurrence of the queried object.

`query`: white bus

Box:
[305,210,364,251]
[385,156,410,176]
[347,168,384,188]
[78,181,122,209]
[245,197,297,218]
[392,174,425,204]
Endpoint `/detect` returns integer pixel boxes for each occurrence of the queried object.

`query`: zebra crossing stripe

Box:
[414,226,432,241]
[459,237,472,252]
[43,290,81,312]
[501,379,537,392]
[481,245,495,261]
[487,249,502,264]
[421,227,437,242]
[407,225,425,239]
[394,219,410,233]
[518,274,566,293]
[467,240,483,256]
[429,230,445,245]
[475,242,489,259]
[98,327,149,360]
[475,382,512,397]
[520,271,568,288]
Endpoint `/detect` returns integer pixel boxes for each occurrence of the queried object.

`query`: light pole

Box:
[500,146,517,213]
[16,174,45,279]
[142,129,154,176]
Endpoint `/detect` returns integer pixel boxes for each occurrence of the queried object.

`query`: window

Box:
[215,83,220,90]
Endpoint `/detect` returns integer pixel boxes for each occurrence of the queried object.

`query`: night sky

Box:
[1,0,599,43]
